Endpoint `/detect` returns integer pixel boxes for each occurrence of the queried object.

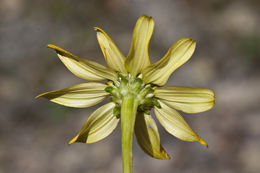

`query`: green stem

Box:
[121,94,139,173]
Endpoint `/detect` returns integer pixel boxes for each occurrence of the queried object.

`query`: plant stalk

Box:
[121,94,138,173]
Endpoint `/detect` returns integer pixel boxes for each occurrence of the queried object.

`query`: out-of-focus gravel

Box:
[1,0,260,173]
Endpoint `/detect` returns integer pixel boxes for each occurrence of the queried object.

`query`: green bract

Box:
[36,15,215,173]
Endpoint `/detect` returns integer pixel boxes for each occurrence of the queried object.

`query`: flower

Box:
[36,15,214,172]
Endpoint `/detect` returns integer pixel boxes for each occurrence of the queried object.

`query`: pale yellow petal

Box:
[135,112,170,159]
[154,86,215,113]
[161,100,214,114]
[94,27,127,73]
[154,100,207,147]
[125,15,154,77]
[48,44,118,82]
[36,83,109,108]
[142,38,196,86]
[69,102,119,144]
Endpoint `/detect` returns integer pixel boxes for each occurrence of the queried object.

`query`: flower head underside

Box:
[36,15,215,166]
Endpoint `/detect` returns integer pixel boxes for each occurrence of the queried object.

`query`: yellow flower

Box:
[36,15,214,172]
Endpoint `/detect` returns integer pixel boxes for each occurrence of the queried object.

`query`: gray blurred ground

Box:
[0,0,260,173]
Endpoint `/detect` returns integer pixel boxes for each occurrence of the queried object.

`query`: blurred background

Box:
[1,0,260,173]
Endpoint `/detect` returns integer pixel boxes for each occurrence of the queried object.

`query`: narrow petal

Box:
[36,83,109,108]
[69,102,119,144]
[125,15,154,77]
[154,100,207,147]
[48,44,118,82]
[94,27,127,73]
[142,38,196,86]
[154,86,215,113]
[135,112,170,159]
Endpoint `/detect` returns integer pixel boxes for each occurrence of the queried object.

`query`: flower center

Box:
[105,73,160,117]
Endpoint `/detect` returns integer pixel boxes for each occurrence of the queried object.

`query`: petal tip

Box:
[210,89,215,97]
[47,44,63,54]
[35,93,46,99]
[198,138,208,148]
[140,14,153,20]
[93,26,101,32]
[192,40,197,47]
[69,135,79,145]
[93,27,105,36]
[68,141,74,145]
[47,44,57,49]
[179,38,196,46]
[165,153,171,160]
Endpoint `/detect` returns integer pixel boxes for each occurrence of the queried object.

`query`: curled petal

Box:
[154,86,215,113]
[125,15,154,77]
[94,27,127,73]
[142,38,196,86]
[36,83,108,108]
[154,101,208,147]
[48,44,118,82]
[135,112,170,159]
[69,102,119,144]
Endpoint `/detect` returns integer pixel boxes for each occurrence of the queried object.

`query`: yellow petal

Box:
[94,27,127,73]
[47,44,118,82]
[154,100,207,147]
[135,112,170,159]
[142,38,196,86]
[69,102,119,144]
[36,83,109,108]
[154,86,215,113]
[125,15,154,77]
